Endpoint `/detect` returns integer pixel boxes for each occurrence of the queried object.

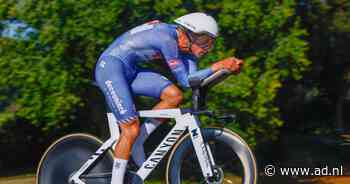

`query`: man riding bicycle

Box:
[94,12,243,183]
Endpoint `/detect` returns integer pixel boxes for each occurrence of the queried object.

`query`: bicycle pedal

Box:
[125,171,143,184]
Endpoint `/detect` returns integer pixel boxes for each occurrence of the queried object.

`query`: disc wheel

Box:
[36,133,114,184]
[166,128,257,184]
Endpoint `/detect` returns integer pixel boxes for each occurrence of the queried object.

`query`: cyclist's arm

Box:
[166,59,191,88]
[159,34,192,88]
[164,56,213,88]
[159,34,212,88]
[184,55,213,81]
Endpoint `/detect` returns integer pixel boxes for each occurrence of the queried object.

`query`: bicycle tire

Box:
[36,133,114,184]
[165,128,257,184]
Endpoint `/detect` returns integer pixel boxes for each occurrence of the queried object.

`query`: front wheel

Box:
[166,128,257,184]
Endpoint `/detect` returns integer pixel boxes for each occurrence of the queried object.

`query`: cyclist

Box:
[94,12,243,183]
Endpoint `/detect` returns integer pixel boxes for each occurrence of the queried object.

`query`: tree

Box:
[279,0,350,134]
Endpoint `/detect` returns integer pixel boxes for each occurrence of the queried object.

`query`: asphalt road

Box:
[1,175,350,184]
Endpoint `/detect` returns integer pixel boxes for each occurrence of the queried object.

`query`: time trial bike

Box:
[36,69,258,184]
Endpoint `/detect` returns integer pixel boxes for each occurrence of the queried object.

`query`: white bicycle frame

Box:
[70,108,216,184]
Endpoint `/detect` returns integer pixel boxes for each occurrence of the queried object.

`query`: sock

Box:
[131,118,161,167]
[111,158,128,184]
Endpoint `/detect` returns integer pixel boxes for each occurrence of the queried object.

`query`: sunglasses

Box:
[190,33,215,51]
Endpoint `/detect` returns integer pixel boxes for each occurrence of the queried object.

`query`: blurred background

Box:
[0,0,350,183]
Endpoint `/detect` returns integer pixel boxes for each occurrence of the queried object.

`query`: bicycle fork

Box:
[185,113,216,180]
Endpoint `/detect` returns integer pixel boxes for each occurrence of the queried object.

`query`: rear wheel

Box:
[166,128,257,184]
[36,133,114,184]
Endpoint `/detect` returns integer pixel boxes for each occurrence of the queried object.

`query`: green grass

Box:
[145,180,163,184]
[0,174,35,184]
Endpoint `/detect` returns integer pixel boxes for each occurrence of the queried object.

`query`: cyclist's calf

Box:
[115,119,140,159]
[120,119,140,141]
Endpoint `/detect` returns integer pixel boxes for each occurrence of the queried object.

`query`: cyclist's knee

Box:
[120,118,140,141]
[161,85,183,106]
[169,89,184,106]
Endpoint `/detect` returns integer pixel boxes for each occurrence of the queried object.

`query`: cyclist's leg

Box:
[130,71,183,166]
[131,71,184,116]
[95,56,140,183]
[154,84,184,114]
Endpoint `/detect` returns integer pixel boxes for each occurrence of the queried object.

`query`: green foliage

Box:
[279,0,350,133]
[0,0,310,144]
[197,0,310,143]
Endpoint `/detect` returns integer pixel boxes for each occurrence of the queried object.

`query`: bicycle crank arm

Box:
[81,172,111,179]
[69,176,86,184]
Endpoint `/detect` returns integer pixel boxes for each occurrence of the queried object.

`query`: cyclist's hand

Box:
[211,57,244,74]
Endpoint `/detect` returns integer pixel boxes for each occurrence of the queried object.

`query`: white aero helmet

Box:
[174,12,219,38]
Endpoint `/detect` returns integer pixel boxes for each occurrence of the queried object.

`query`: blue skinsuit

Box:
[95,21,213,124]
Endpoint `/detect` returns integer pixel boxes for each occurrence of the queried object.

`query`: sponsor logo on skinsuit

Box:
[99,60,106,68]
[105,80,127,114]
